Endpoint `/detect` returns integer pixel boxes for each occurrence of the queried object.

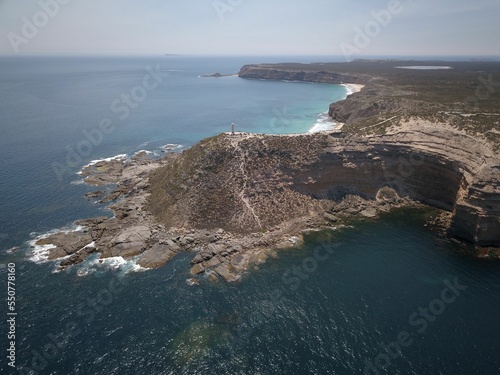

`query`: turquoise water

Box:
[0,56,345,248]
[1,57,499,374]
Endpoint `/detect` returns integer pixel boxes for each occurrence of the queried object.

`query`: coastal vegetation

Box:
[240,60,500,148]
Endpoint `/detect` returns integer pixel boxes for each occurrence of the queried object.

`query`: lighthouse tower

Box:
[231,122,235,134]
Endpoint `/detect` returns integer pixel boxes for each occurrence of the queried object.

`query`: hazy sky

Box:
[0,0,499,57]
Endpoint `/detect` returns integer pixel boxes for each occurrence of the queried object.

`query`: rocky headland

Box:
[31,60,500,282]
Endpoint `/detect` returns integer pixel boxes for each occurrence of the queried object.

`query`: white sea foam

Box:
[161,144,183,151]
[78,154,128,175]
[29,243,56,263]
[84,241,96,249]
[129,262,149,273]
[341,84,354,97]
[29,225,84,241]
[134,149,154,155]
[27,225,85,264]
[132,149,157,159]
[75,255,148,277]
[308,112,339,133]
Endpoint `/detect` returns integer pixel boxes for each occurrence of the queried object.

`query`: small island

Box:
[32,60,500,282]
[200,72,236,78]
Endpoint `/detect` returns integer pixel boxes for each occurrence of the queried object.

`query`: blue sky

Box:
[0,0,499,56]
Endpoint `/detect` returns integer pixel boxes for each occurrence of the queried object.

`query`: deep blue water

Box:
[0,57,499,375]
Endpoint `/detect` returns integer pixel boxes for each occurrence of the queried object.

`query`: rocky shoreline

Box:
[29,60,500,282]
[31,125,499,282]
[33,146,427,282]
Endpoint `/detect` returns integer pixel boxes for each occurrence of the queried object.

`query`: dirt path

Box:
[230,136,263,228]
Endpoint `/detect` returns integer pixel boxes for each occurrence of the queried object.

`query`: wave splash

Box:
[308,112,340,133]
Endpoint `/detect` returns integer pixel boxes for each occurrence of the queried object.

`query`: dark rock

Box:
[113,226,151,245]
[98,191,124,204]
[201,72,231,78]
[186,278,200,286]
[48,247,68,260]
[103,242,145,258]
[190,263,205,275]
[201,251,212,261]
[137,244,176,268]
[36,232,93,256]
[207,271,219,282]
[5,246,19,254]
[216,313,243,325]
[323,213,339,222]
[213,263,240,282]
[204,257,221,268]
[85,191,106,199]
[166,239,181,251]
[75,217,108,227]
[59,246,96,267]
[179,236,195,246]
[191,253,204,264]
[360,207,378,218]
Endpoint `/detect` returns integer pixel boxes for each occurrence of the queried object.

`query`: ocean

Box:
[0,56,499,375]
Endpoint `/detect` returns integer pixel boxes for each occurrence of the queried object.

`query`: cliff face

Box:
[148,122,500,248]
[36,118,499,277]
[292,146,462,211]
[238,64,362,84]
[146,62,500,250]
[450,169,500,246]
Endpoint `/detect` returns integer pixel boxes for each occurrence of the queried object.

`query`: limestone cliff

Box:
[233,60,500,249]
[148,122,500,249]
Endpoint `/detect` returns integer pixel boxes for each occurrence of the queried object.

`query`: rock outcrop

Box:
[148,125,499,249]
[449,168,500,247]
[35,120,498,278]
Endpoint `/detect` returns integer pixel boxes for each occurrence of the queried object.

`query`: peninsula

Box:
[32,60,500,282]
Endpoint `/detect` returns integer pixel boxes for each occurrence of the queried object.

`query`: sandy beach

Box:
[342,83,365,95]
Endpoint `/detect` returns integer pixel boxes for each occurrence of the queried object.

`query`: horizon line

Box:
[1,53,500,60]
